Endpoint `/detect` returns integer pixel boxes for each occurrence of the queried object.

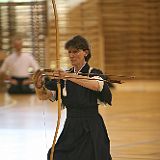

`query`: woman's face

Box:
[67,48,87,67]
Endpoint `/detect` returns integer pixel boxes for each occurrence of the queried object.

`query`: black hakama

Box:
[45,63,112,160]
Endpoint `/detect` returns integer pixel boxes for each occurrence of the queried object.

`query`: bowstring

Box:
[42,100,49,151]
[33,0,48,154]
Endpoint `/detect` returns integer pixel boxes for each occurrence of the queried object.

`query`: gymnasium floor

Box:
[0,80,160,160]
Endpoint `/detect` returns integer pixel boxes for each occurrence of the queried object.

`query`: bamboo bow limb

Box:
[50,1,61,160]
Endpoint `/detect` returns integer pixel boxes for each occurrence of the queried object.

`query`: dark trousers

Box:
[8,77,35,94]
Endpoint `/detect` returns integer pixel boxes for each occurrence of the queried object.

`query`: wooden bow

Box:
[50,1,61,160]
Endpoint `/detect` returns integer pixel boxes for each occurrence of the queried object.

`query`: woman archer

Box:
[33,35,112,160]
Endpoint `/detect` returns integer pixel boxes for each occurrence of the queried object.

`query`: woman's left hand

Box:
[32,69,44,89]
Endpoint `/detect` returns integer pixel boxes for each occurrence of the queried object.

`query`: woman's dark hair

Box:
[65,35,91,62]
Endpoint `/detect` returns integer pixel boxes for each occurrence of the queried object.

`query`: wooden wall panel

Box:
[46,0,104,70]
[101,0,160,79]
[46,0,160,79]
[0,1,47,68]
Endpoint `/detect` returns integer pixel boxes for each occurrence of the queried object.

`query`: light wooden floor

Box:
[0,80,160,160]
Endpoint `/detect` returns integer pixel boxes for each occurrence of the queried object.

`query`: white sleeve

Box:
[0,58,9,73]
[29,55,39,71]
[91,76,104,92]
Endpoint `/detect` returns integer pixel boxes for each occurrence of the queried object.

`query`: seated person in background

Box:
[0,34,39,94]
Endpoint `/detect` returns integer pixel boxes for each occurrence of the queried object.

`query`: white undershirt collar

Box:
[74,62,86,74]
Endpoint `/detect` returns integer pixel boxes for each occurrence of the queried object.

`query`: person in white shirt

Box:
[0,35,39,94]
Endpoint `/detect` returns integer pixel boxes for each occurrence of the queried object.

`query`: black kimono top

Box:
[44,63,112,109]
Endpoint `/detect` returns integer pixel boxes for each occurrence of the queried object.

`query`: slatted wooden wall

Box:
[101,0,160,79]
[1,1,158,79]
[46,0,104,70]
[0,1,47,67]
[47,0,160,79]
